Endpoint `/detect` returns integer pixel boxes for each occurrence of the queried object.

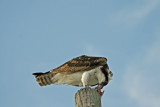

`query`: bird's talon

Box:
[101,91,104,96]
[97,86,104,96]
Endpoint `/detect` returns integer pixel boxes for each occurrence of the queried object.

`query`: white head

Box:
[99,64,113,88]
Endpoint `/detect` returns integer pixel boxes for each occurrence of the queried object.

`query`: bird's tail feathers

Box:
[32,71,56,86]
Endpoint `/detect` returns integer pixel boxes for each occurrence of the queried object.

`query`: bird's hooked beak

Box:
[99,81,108,89]
[99,84,104,89]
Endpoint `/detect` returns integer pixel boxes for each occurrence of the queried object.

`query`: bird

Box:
[32,55,113,95]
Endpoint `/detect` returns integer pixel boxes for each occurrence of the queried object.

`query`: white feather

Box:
[51,66,107,87]
[81,66,105,87]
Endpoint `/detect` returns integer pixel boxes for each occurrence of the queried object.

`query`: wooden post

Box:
[75,87,101,107]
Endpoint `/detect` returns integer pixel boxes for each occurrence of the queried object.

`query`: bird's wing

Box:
[50,55,107,74]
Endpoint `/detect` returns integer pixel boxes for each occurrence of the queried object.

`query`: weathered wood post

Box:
[75,87,101,107]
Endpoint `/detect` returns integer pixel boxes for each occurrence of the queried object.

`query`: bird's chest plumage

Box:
[52,66,104,87]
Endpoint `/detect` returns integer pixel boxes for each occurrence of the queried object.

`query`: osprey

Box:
[33,55,113,95]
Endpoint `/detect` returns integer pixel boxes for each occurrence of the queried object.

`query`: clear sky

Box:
[0,0,160,107]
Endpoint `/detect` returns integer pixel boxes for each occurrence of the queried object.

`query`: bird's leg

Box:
[81,72,89,88]
[97,84,104,96]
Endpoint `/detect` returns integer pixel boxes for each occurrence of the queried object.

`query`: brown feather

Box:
[50,55,107,74]
[34,72,56,86]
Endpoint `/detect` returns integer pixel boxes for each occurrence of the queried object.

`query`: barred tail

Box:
[32,71,56,86]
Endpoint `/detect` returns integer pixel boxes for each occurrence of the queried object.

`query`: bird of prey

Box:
[32,55,113,95]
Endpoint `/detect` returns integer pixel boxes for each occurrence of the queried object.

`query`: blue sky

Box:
[0,0,160,107]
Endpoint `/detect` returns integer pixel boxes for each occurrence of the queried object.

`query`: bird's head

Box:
[99,64,113,89]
